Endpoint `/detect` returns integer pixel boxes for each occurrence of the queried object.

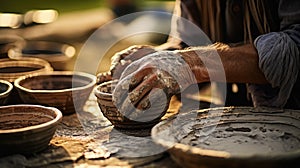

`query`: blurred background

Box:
[0,0,175,73]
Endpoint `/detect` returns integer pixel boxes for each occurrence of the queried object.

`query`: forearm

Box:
[178,43,268,84]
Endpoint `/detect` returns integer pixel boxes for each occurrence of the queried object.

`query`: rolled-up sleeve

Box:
[249,0,300,108]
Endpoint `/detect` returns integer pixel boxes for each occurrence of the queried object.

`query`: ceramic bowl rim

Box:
[0,79,13,98]
[9,40,76,61]
[0,57,52,70]
[14,71,96,93]
[0,57,53,82]
[0,104,62,134]
[94,80,118,97]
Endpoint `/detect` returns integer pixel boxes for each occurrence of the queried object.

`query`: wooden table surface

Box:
[0,89,182,168]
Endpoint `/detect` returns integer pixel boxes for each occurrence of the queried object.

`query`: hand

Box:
[112,51,197,122]
[96,45,156,84]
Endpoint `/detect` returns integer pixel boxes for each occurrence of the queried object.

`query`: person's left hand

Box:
[112,51,197,122]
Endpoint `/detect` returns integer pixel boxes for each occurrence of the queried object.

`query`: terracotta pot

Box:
[0,80,13,105]
[152,107,300,168]
[94,80,167,129]
[0,105,62,156]
[14,71,96,115]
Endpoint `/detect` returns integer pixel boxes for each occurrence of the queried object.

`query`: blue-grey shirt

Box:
[249,0,300,109]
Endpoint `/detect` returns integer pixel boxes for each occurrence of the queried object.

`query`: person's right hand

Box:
[112,51,197,122]
[97,45,156,84]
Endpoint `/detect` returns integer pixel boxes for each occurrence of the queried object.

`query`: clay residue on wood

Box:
[0,91,180,167]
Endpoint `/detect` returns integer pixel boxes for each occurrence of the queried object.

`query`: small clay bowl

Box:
[10,40,76,70]
[0,80,13,105]
[14,71,96,115]
[152,107,300,168]
[0,58,53,104]
[0,105,62,156]
[0,58,53,82]
[94,80,168,129]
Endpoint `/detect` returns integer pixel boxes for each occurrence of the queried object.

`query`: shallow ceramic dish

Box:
[14,71,96,114]
[0,105,62,156]
[152,107,300,168]
[0,80,13,105]
[95,80,168,129]
[10,40,76,70]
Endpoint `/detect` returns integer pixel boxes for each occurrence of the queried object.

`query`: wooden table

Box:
[0,89,182,168]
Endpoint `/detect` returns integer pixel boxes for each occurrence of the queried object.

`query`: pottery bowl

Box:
[94,80,168,129]
[0,105,62,156]
[0,80,13,105]
[14,71,96,114]
[10,40,76,70]
[0,57,53,82]
[152,107,300,168]
[0,58,53,104]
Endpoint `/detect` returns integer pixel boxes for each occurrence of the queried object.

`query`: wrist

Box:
[176,46,218,83]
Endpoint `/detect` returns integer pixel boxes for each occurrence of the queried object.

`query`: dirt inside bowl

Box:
[0,112,53,130]
[20,75,92,90]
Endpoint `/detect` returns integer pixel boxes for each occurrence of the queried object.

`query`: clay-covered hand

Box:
[112,51,197,122]
[96,45,156,84]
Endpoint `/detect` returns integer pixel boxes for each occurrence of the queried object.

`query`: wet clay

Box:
[156,107,300,157]
[180,122,300,156]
